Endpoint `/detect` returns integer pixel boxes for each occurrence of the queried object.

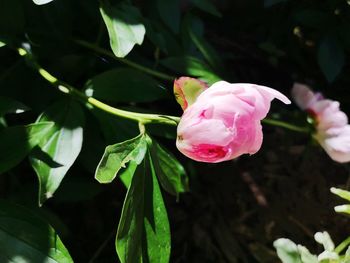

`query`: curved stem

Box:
[74,39,175,81]
[335,236,350,254]
[262,118,310,133]
[18,48,180,126]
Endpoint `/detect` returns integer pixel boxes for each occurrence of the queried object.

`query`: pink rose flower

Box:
[292,83,350,163]
[175,80,291,163]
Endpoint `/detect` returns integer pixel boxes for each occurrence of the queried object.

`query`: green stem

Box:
[74,39,175,81]
[335,236,350,254]
[262,118,310,133]
[18,48,180,126]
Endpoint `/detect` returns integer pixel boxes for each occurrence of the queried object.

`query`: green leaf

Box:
[151,140,189,197]
[32,0,54,5]
[0,200,73,263]
[95,134,147,184]
[100,1,146,58]
[157,0,181,33]
[273,238,302,263]
[0,122,54,174]
[318,36,345,83]
[334,204,350,214]
[84,68,167,103]
[186,15,224,71]
[160,56,221,85]
[116,147,171,263]
[0,96,30,116]
[0,41,5,48]
[331,187,350,202]
[29,100,85,205]
[190,0,222,17]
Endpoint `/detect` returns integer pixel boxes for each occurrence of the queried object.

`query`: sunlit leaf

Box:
[100,1,145,58]
[95,134,147,184]
[0,200,73,263]
[116,145,171,263]
[30,100,85,205]
[0,122,53,174]
[151,140,189,197]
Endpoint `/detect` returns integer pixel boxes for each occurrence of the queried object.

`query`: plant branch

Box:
[262,118,310,133]
[17,48,180,126]
[74,39,175,81]
[335,236,350,254]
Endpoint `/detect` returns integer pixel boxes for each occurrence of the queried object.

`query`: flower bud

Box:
[176,80,290,163]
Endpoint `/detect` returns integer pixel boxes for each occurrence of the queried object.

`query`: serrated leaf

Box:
[273,238,302,263]
[32,0,54,5]
[0,122,54,174]
[100,1,145,58]
[95,134,147,184]
[29,100,85,205]
[84,68,167,103]
[0,96,30,116]
[116,148,171,263]
[318,36,345,83]
[157,0,180,33]
[0,200,73,262]
[190,0,222,17]
[151,140,189,197]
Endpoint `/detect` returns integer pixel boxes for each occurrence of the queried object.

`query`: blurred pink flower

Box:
[176,81,291,163]
[292,83,350,163]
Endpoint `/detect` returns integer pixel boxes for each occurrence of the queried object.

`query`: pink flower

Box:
[292,83,350,163]
[175,80,291,163]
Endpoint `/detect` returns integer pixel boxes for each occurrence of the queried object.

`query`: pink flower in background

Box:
[175,80,291,163]
[292,83,350,163]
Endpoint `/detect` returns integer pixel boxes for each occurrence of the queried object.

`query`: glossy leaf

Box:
[0,96,29,116]
[151,140,189,197]
[157,0,180,33]
[84,68,167,103]
[32,0,54,5]
[318,36,345,83]
[0,122,53,174]
[30,100,85,205]
[116,148,171,263]
[0,200,73,263]
[160,56,221,85]
[95,134,147,184]
[100,1,145,58]
[190,0,221,17]
[273,238,302,263]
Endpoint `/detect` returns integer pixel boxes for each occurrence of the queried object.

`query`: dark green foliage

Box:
[1,0,350,262]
